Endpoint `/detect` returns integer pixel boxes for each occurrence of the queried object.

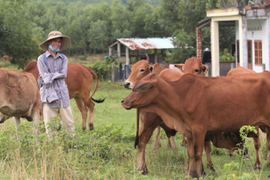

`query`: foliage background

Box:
[0,0,251,68]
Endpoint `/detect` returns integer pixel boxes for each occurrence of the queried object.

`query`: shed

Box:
[108,37,177,65]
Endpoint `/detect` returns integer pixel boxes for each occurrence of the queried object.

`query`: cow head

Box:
[122,73,159,110]
[124,60,163,89]
[174,57,208,75]
[214,132,244,151]
[124,60,152,89]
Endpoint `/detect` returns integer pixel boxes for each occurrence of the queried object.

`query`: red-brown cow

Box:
[226,66,262,170]
[227,66,256,76]
[23,61,104,131]
[124,58,209,173]
[122,72,270,178]
[174,57,208,75]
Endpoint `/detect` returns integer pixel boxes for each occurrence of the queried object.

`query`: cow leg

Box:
[204,140,215,171]
[75,97,88,131]
[253,134,261,170]
[246,128,261,170]
[267,129,270,169]
[181,135,187,147]
[153,126,161,150]
[159,123,177,150]
[168,136,177,150]
[137,112,163,174]
[194,131,206,178]
[84,98,95,131]
[32,112,40,136]
[186,137,195,177]
[187,128,206,178]
[13,117,21,139]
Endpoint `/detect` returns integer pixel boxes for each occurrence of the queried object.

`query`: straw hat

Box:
[39,31,71,52]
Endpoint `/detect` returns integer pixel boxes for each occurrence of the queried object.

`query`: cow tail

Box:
[88,67,105,103]
[134,108,140,149]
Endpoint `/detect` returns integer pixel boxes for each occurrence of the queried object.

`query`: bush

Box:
[89,60,111,81]
[220,48,235,62]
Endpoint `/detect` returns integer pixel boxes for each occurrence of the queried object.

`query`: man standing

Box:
[37,31,75,137]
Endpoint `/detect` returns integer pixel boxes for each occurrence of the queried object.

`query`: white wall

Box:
[236,18,269,72]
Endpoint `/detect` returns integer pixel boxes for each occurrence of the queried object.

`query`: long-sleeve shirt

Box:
[37,50,70,108]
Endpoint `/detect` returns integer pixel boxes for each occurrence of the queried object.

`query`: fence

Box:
[110,63,131,82]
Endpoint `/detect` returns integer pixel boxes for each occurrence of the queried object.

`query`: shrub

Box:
[220,48,235,62]
[89,60,111,81]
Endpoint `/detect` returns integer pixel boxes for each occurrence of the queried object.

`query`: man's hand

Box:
[39,73,44,82]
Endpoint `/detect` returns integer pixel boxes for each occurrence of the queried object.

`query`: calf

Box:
[0,68,41,135]
[122,72,270,178]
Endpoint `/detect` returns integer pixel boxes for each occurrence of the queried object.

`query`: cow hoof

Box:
[180,144,187,148]
[255,166,262,171]
[89,123,94,131]
[207,164,215,171]
[141,169,149,175]
[201,171,207,177]
[153,144,161,150]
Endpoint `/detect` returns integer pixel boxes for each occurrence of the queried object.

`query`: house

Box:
[197,3,270,76]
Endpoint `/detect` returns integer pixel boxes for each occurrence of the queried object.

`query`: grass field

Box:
[0,80,269,179]
[0,57,270,179]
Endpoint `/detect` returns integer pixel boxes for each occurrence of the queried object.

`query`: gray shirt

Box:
[37,51,70,108]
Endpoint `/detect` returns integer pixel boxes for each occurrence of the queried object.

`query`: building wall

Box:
[235,14,269,72]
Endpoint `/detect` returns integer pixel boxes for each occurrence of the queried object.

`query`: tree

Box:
[0,0,40,68]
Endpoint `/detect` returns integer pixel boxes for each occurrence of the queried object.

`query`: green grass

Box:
[0,81,269,179]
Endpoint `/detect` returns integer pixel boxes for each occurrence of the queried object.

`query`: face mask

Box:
[49,45,60,52]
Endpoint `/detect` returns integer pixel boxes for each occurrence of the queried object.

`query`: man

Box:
[37,31,75,137]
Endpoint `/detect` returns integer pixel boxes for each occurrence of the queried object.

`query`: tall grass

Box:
[0,80,269,179]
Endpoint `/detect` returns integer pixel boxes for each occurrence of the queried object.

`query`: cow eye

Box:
[194,69,199,73]
[140,69,145,73]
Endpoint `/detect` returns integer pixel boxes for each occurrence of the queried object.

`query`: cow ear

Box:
[174,64,184,71]
[149,66,153,72]
[133,81,156,92]
[202,65,208,75]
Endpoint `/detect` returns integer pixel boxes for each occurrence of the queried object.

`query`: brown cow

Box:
[122,72,270,178]
[1,55,12,61]
[226,66,262,170]
[0,68,41,135]
[124,59,209,173]
[126,67,252,174]
[227,66,256,76]
[174,57,208,75]
[23,61,104,131]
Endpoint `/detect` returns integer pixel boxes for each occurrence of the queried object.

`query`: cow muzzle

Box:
[121,99,131,110]
[124,81,133,89]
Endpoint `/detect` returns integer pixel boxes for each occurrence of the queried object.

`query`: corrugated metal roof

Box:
[116,37,176,50]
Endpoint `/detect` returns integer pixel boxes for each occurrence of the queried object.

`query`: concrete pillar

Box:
[117,42,121,65]
[239,16,248,68]
[211,20,220,77]
[125,47,129,64]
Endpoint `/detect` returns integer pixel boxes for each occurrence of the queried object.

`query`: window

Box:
[247,40,252,64]
[254,40,262,65]
[236,40,252,66]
